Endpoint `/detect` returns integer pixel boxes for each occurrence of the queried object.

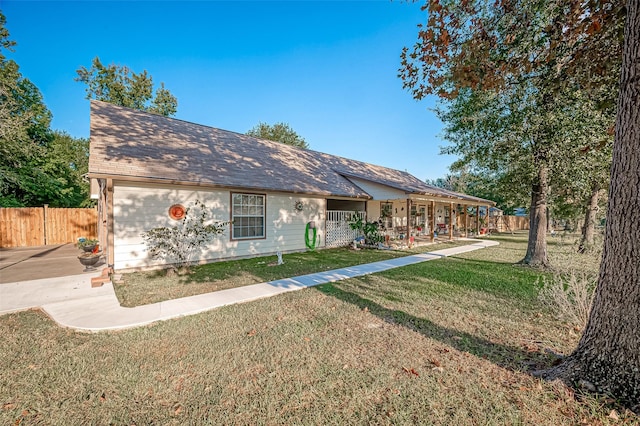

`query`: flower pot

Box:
[78,253,101,272]
[81,244,97,253]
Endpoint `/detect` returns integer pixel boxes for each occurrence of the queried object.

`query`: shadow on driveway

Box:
[0,244,105,284]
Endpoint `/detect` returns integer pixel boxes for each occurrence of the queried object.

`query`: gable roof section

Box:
[89,101,494,205]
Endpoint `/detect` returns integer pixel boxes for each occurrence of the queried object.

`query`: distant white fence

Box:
[326,210,365,248]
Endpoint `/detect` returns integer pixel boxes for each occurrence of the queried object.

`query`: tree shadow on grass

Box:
[486,236,530,245]
[384,256,543,301]
[316,283,559,374]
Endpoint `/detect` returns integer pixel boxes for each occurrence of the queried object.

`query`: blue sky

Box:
[3,0,455,181]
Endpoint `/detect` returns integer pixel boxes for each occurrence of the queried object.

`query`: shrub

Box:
[141,200,229,273]
[538,270,597,330]
[348,213,383,245]
[78,238,98,248]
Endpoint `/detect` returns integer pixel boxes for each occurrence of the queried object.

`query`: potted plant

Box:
[78,238,99,252]
[77,251,102,272]
[77,238,101,271]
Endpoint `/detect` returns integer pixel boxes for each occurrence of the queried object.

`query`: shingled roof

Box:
[89,100,494,205]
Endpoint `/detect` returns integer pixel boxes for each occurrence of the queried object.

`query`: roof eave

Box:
[87,173,373,200]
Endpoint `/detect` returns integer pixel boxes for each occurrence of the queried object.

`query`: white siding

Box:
[112,182,325,270]
[345,176,407,200]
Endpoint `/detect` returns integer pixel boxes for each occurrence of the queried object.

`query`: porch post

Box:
[107,178,115,267]
[431,200,436,242]
[464,204,469,237]
[449,202,454,240]
[406,198,411,247]
[486,205,489,233]
[476,204,480,236]
[485,205,489,232]
[97,180,107,253]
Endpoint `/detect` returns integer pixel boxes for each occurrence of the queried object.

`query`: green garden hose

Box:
[305,222,317,250]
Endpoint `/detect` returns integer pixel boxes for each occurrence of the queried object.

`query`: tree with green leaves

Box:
[434,82,563,266]
[1,13,91,207]
[436,84,614,252]
[545,91,613,252]
[400,0,623,266]
[542,0,639,406]
[401,0,637,406]
[246,122,309,149]
[44,131,91,207]
[1,11,54,207]
[76,57,177,116]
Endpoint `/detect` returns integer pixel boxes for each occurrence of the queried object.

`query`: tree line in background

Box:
[246,122,309,149]
[1,11,307,208]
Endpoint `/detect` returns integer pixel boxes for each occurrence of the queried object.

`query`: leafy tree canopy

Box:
[44,131,91,207]
[428,170,522,215]
[1,12,91,207]
[76,57,178,116]
[246,122,309,149]
[1,12,53,206]
[400,0,623,266]
[436,85,613,218]
[400,0,624,102]
[401,0,638,406]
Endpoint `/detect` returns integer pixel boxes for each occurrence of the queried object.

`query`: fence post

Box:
[43,204,48,246]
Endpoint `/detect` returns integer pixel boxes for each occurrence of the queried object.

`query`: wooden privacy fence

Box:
[493,215,529,232]
[0,206,98,248]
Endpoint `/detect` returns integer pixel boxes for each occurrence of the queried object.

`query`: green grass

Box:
[115,240,471,307]
[2,231,634,424]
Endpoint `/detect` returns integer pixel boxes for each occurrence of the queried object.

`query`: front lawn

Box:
[2,232,633,424]
[115,240,471,307]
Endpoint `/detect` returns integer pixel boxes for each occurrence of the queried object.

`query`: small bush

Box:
[348,213,383,245]
[141,200,229,272]
[77,238,98,248]
[538,270,596,330]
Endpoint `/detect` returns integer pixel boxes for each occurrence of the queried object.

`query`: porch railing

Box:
[326,210,365,248]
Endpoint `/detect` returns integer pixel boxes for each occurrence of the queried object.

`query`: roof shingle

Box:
[89,100,494,205]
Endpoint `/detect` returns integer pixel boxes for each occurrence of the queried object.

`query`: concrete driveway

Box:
[0,244,105,284]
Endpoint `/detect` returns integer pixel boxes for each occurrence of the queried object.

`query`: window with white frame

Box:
[380,202,393,229]
[231,193,265,239]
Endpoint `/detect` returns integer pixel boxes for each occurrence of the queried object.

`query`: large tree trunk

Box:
[544,1,640,408]
[577,183,601,253]
[521,163,549,266]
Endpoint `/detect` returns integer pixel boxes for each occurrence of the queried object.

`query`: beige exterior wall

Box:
[366,199,411,227]
[112,182,325,270]
[366,200,381,221]
[345,177,407,200]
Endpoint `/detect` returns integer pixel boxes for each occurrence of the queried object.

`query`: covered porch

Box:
[365,196,496,247]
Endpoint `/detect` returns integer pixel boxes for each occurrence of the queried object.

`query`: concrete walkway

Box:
[0,239,499,332]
